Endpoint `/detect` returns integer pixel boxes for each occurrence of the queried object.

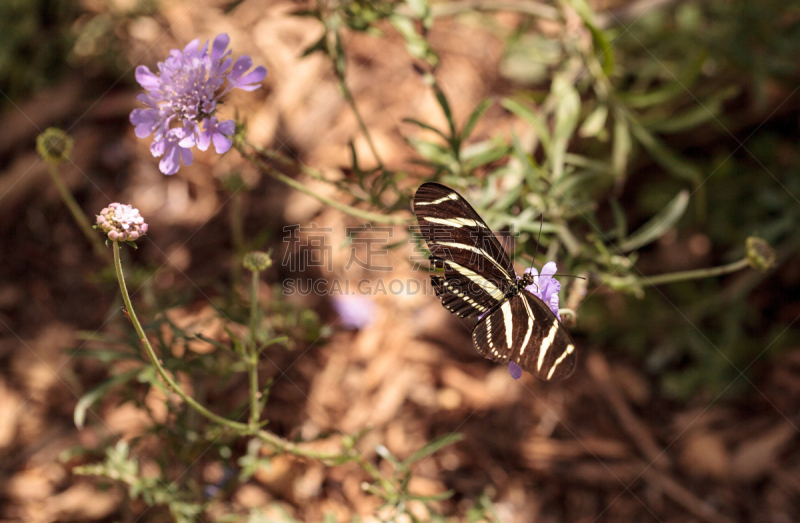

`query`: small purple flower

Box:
[96,203,148,242]
[130,33,266,175]
[332,294,376,330]
[524,261,561,320]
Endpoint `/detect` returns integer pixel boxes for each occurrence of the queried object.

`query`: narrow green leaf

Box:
[461,98,493,141]
[501,98,551,152]
[301,34,327,58]
[402,433,464,467]
[611,109,631,180]
[630,121,702,183]
[610,198,627,240]
[402,118,449,141]
[579,104,608,137]
[74,368,140,429]
[432,83,457,140]
[618,190,690,252]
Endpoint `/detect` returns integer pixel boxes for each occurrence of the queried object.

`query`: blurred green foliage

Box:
[0,0,79,100]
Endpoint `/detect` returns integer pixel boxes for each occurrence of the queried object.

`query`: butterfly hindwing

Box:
[471,290,576,381]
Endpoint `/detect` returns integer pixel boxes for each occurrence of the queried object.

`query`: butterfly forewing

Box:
[472,291,576,381]
[414,182,516,317]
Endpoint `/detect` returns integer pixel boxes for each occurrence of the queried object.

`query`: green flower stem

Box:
[229,191,244,286]
[112,241,362,462]
[233,141,410,225]
[47,163,108,260]
[337,73,384,170]
[248,268,260,430]
[639,257,750,287]
[113,241,248,431]
[399,0,560,19]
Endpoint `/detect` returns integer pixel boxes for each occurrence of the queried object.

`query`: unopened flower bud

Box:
[243,251,272,272]
[36,128,74,164]
[746,237,775,271]
[96,203,148,243]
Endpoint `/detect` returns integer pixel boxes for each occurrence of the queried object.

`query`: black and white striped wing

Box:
[414,182,516,318]
[472,290,576,381]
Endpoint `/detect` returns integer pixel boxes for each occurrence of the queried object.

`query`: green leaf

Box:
[641,86,739,134]
[617,190,690,252]
[74,368,140,429]
[432,83,457,140]
[579,104,608,137]
[552,75,581,179]
[629,120,702,184]
[610,198,627,240]
[552,76,581,142]
[402,433,463,467]
[389,14,438,66]
[402,117,449,141]
[611,109,631,180]
[300,34,327,58]
[501,97,551,152]
[461,98,493,141]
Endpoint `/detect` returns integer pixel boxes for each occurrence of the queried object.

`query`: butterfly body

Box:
[413,182,576,381]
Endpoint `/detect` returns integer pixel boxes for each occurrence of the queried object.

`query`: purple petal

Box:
[333,295,375,329]
[549,293,561,320]
[135,92,158,107]
[228,55,253,80]
[159,146,181,175]
[540,261,557,279]
[212,132,232,154]
[197,130,211,151]
[135,65,160,90]
[150,138,166,157]
[183,38,201,59]
[178,132,195,148]
[180,147,193,167]
[540,278,561,303]
[217,119,235,135]
[233,66,267,91]
[211,33,230,62]
[508,361,522,380]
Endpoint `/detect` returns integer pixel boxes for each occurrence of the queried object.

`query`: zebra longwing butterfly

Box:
[413,182,576,381]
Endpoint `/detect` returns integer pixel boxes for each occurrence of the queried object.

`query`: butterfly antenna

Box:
[532,212,544,267]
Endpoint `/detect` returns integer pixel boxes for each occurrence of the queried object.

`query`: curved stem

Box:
[248,269,260,430]
[113,241,361,461]
[47,163,109,260]
[233,141,410,225]
[113,241,249,431]
[640,257,750,287]
[338,75,384,170]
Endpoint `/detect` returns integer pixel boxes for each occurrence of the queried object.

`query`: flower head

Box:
[36,128,74,164]
[745,236,775,271]
[332,294,376,330]
[96,203,148,242]
[524,261,561,320]
[243,251,272,273]
[130,34,267,175]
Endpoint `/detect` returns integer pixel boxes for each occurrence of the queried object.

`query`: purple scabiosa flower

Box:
[332,294,376,330]
[524,261,561,320]
[129,33,267,175]
[96,203,148,242]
